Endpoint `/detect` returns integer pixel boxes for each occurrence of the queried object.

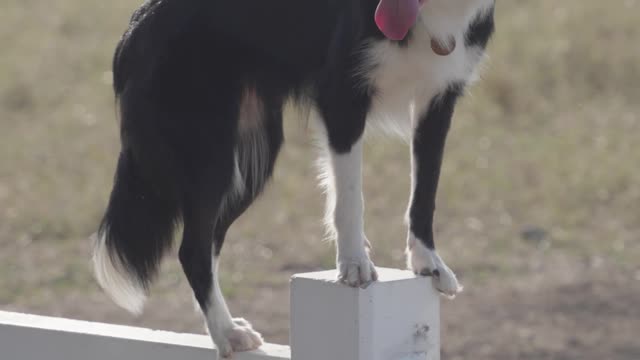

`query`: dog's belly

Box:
[364,24,484,137]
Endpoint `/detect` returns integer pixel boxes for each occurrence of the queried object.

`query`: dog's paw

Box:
[337,253,378,288]
[232,317,252,328]
[215,319,263,358]
[426,262,462,297]
[226,323,263,352]
[407,234,462,297]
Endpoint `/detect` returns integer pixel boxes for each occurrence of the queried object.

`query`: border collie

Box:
[93,0,495,356]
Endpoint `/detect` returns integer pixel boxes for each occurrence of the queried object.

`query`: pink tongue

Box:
[375,0,420,41]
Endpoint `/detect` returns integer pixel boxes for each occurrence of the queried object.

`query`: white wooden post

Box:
[290,267,440,360]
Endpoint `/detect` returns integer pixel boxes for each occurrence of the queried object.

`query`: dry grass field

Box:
[1,1,639,359]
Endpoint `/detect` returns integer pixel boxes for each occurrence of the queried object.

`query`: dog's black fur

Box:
[97,0,494,351]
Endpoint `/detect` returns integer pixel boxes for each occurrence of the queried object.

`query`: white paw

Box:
[214,319,263,358]
[337,253,378,288]
[232,317,252,328]
[406,234,462,297]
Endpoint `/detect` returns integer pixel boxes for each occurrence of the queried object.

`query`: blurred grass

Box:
[0,0,639,354]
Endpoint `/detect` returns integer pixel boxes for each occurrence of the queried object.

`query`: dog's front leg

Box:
[328,137,378,287]
[317,78,378,287]
[406,86,464,297]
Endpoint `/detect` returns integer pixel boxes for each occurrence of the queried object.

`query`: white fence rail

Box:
[0,268,439,360]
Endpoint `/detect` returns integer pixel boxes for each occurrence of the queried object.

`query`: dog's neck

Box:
[418,0,494,41]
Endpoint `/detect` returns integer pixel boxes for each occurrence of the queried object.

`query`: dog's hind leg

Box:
[181,89,283,358]
[179,148,265,358]
[215,92,284,242]
[176,142,242,356]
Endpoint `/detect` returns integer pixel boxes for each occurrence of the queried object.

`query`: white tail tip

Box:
[92,233,147,314]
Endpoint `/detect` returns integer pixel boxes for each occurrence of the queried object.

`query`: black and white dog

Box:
[94,0,495,356]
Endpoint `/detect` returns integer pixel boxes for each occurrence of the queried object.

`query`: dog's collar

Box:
[414,15,456,56]
[430,36,456,56]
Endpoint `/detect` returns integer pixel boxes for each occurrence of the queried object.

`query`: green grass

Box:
[1,0,639,356]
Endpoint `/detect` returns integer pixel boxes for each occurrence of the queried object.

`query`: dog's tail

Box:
[93,149,181,314]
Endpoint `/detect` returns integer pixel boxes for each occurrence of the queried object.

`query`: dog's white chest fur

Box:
[363,0,493,136]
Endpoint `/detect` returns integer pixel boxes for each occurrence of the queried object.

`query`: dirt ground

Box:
[1,0,639,359]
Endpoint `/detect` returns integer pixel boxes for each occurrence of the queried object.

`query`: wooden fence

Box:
[0,268,440,360]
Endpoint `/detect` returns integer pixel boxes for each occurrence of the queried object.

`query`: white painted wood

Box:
[0,311,290,360]
[1,267,440,360]
[290,267,440,360]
